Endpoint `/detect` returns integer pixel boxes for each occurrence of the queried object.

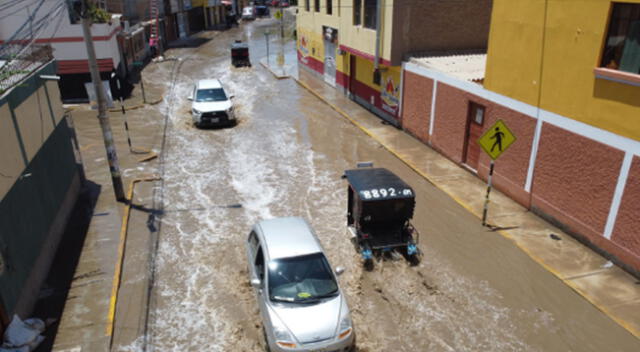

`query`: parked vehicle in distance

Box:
[242,6,255,20]
[255,4,270,17]
[280,1,290,7]
[189,79,235,128]
[246,217,356,352]
[270,0,280,6]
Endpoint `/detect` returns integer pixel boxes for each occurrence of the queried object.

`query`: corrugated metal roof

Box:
[409,53,487,83]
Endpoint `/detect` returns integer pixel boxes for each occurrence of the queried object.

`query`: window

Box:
[305,0,310,11]
[267,253,338,303]
[248,231,259,249]
[315,0,320,12]
[364,0,377,29]
[195,88,227,102]
[327,0,333,15]
[601,3,640,74]
[254,247,265,281]
[471,104,485,125]
[354,0,362,25]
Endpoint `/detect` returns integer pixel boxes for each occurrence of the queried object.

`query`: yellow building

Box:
[474,0,640,273]
[296,0,491,125]
[484,0,640,142]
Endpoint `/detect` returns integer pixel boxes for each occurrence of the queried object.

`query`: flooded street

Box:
[126,17,640,352]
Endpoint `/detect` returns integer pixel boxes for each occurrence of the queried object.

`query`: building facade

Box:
[0,0,123,102]
[296,0,492,125]
[400,0,640,275]
[0,59,83,333]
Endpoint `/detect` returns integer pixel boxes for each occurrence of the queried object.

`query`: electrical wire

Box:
[0,0,66,62]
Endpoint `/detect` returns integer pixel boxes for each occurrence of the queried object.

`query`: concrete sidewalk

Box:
[49,60,170,351]
[294,68,640,338]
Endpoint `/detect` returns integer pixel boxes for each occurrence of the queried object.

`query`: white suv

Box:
[189,79,235,128]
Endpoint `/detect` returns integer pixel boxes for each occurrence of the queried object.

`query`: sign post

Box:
[264,31,270,67]
[477,119,516,226]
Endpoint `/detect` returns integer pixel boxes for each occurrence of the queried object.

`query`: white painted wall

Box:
[0,0,121,68]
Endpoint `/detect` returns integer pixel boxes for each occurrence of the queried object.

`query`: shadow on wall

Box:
[31,180,101,351]
[593,78,640,108]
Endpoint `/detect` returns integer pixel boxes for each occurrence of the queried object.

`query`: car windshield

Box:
[268,253,338,303]
[195,88,227,102]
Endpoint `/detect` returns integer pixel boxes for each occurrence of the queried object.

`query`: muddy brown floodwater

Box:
[120,17,640,352]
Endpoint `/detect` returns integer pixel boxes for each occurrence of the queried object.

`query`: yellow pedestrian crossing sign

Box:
[274,10,283,20]
[478,119,516,160]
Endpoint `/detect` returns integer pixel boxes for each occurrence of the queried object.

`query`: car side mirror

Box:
[188,96,193,101]
[250,278,261,288]
[229,95,235,99]
[335,266,345,276]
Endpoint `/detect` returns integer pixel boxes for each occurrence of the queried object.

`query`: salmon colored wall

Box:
[531,123,625,239]
[400,71,432,143]
[427,82,535,206]
[476,104,536,207]
[430,83,467,162]
[612,156,640,257]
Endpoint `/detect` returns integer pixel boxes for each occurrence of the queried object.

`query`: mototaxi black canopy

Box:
[344,168,415,202]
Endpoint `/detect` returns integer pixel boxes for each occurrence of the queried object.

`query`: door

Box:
[348,54,357,98]
[324,39,337,86]
[463,103,485,172]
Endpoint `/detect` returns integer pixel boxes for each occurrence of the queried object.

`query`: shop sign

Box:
[299,35,310,64]
[381,75,400,114]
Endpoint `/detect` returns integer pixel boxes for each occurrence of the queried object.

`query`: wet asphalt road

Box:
[126,15,640,352]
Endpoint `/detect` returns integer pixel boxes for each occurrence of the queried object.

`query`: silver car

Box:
[246,217,356,352]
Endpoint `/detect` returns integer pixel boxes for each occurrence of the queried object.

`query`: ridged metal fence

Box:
[0,44,53,95]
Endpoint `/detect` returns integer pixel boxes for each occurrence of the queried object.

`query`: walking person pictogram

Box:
[490,127,505,152]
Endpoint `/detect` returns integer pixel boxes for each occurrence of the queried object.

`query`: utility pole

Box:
[80,0,125,201]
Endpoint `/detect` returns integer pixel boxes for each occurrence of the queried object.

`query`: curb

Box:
[106,176,161,347]
[64,98,164,113]
[108,97,164,112]
[293,77,640,339]
[259,60,290,80]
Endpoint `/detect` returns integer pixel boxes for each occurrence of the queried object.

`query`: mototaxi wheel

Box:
[364,258,374,271]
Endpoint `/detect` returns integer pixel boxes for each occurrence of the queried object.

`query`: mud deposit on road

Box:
[117,19,640,352]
